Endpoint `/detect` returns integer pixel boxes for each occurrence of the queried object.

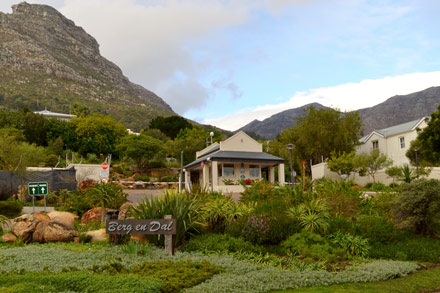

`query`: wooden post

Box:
[164,214,174,255]
[107,210,119,245]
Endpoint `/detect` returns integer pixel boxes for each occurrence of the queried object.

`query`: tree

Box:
[140,128,170,142]
[393,179,440,235]
[385,166,401,185]
[170,127,210,165]
[71,103,90,117]
[353,149,393,183]
[116,134,164,172]
[148,116,193,139]
[327,151,355,177]
[71,114,127,155]
[23,112,47,146]
[277,106,362,164]
[45,118,78,151]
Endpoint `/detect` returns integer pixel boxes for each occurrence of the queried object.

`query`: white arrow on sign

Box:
[32,187,36,194]
[41,187,45,194]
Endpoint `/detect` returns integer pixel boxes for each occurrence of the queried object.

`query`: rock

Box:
[33,221,78,243]
[118,201,134,220]
[32,212,50,222]
[86,229,107,242]
[47,211,78,230]
[130,234,148,243]
[81,207,108,224]
[2,233,16,243]
[11,214,38,243]
[73,236,80,244]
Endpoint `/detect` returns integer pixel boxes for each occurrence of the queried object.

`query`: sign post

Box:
[28,182,49,213]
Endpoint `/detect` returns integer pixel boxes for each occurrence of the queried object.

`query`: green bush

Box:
[393,179,440,235]
[45,154,59,167]
[0,271,162,293]
[160,174,178,182]
[114,166,124,174]
[327,231,370,258]
[0,200,23,217]
[131,260,223,293]
[180,233,263,254]
[353,214,400,244]
[149,160,167,169]
[0,185,14,201]
[134,175,150,182]
[130,189,201,246]
[281,231,346,262]
[314,179,362,216]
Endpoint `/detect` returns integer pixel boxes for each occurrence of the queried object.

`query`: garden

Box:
[2,177,440,292]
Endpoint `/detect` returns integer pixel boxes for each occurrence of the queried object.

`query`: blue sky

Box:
[2,0,440,130]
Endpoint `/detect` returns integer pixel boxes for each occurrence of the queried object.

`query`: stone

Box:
[130,234,148,243]
[86,229,107,242]
[32,212,50,222]
[118,201,134,220]
[33,221,78,243]
[2,233,16,243]
[47,211,78,230]
[11,214,38,243]
[81,207,107,224]
[73,236,80,244]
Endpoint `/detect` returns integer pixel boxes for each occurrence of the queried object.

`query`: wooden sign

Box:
[106,219,176,235]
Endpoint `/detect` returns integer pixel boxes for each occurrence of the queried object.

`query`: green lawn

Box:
[276,267,440,293]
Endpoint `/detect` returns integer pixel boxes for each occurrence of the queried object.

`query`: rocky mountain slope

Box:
[0,2,174,130]
[239,87,440,139]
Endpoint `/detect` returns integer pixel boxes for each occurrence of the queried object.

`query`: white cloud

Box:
[205,71,440,131]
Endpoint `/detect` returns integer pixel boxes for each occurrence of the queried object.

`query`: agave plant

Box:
[130,189,202,246]
[286,199,331,234]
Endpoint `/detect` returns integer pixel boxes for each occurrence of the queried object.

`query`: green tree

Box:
[48,136,64,156]
[149,116,193,139]
[45,118,78,151]
[170,127,210,165]
[140,128,170,143]
[116,134,164,172]
[385,166,401,185]
[71,103,90,117]
[327,151,355,177]
[353,149,393,183]
[23,112,47,146]
[277,106,362,164]
[71,114,127,155]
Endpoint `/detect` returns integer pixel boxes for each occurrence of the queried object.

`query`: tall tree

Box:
[170,127,213,165]
[148,116,193,139]
[116,134,164,172]
[277,106,362,164]
[353,149,393,183]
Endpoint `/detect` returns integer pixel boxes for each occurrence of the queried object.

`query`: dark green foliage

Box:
[281,231,346,262]
[45,118,78,150]
[160,174,178,182]
[45,154,59,167]
[327,232,370,258]
[0,200,23,217]
[180,233,263,254]
[148,115,193,139]
[131,260,223,293]
[48,136,64,156]
[354,215,400,244]
[314,179,362,216]
[0,271,162,293]
[134,175,150,182]
[0,185,14,201]
[23,111,47,146]
[393,179,440,235]
[370,234,440,262]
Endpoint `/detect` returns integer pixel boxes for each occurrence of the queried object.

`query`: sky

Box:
[1,0,440,131]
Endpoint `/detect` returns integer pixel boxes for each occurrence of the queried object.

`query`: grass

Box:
[275,267,440,293]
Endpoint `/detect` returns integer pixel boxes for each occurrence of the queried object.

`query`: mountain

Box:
[239,87,440,139]
[359,86,440,134]
[238,103,329,139]
[0,2,174,131]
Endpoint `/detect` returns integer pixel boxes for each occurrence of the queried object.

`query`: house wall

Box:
[220,132,262,152]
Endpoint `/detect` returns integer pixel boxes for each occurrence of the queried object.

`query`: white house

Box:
[184,131,285,195]
[34,109,77,121]
[357,117,429,166]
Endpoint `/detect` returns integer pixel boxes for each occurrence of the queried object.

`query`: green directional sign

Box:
[28,182,48,196]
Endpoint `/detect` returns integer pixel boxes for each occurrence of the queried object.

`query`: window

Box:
[372,140,379,150]
[249,165,260,178]
[399,137,405,149]
[222,164,234,177]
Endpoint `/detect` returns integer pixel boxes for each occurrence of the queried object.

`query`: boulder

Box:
[2,233,16,243]
[130,234,148,243]
[118,201,134,220]
[81,207,108,224]
[11,214,38,243]
[32,212,51,222]
[33,221,78,243]
[47,211,78,230]
[86,229,108,242]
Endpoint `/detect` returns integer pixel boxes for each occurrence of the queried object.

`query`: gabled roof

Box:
[360,116,429,143]
[34,109,77,119]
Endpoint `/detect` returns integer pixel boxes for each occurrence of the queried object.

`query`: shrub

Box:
[393,179,440,235]
[149,160,166,169]
[45,154,59,167]
[180,233,263,254]
[0,200,23,217]
[120,241,151,255]
[130,190,201,246]
[134,175,150,182]
[0,184,14,201]
[353,214,400,244]
[314,179,362,216]
[131,260,223,293]
[281,231,346,263]
[160,174,178,182]
[327,232,370,258]
[286,199,331,234]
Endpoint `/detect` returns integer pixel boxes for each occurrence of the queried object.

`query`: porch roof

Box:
[184,151,284,170]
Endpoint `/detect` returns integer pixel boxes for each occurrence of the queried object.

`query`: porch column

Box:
[212,161,218,192]
[269,166,275,184]
[278,163,285,186]
[202,163,210,189]
[184,170,191,191]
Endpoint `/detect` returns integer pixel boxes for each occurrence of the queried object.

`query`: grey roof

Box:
[184,151,284,169]
[34,109,77,118]
[196,145,220,159]
[360,117,428,143]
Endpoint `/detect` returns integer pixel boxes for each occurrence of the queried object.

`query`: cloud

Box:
[211,76,243,100]
[204,71,440,131]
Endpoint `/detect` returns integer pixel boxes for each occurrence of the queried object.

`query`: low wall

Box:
[311,162,440,185]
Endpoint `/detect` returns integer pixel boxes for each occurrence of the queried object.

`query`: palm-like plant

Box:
[286,199,331,234]
[88,182,127,222]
